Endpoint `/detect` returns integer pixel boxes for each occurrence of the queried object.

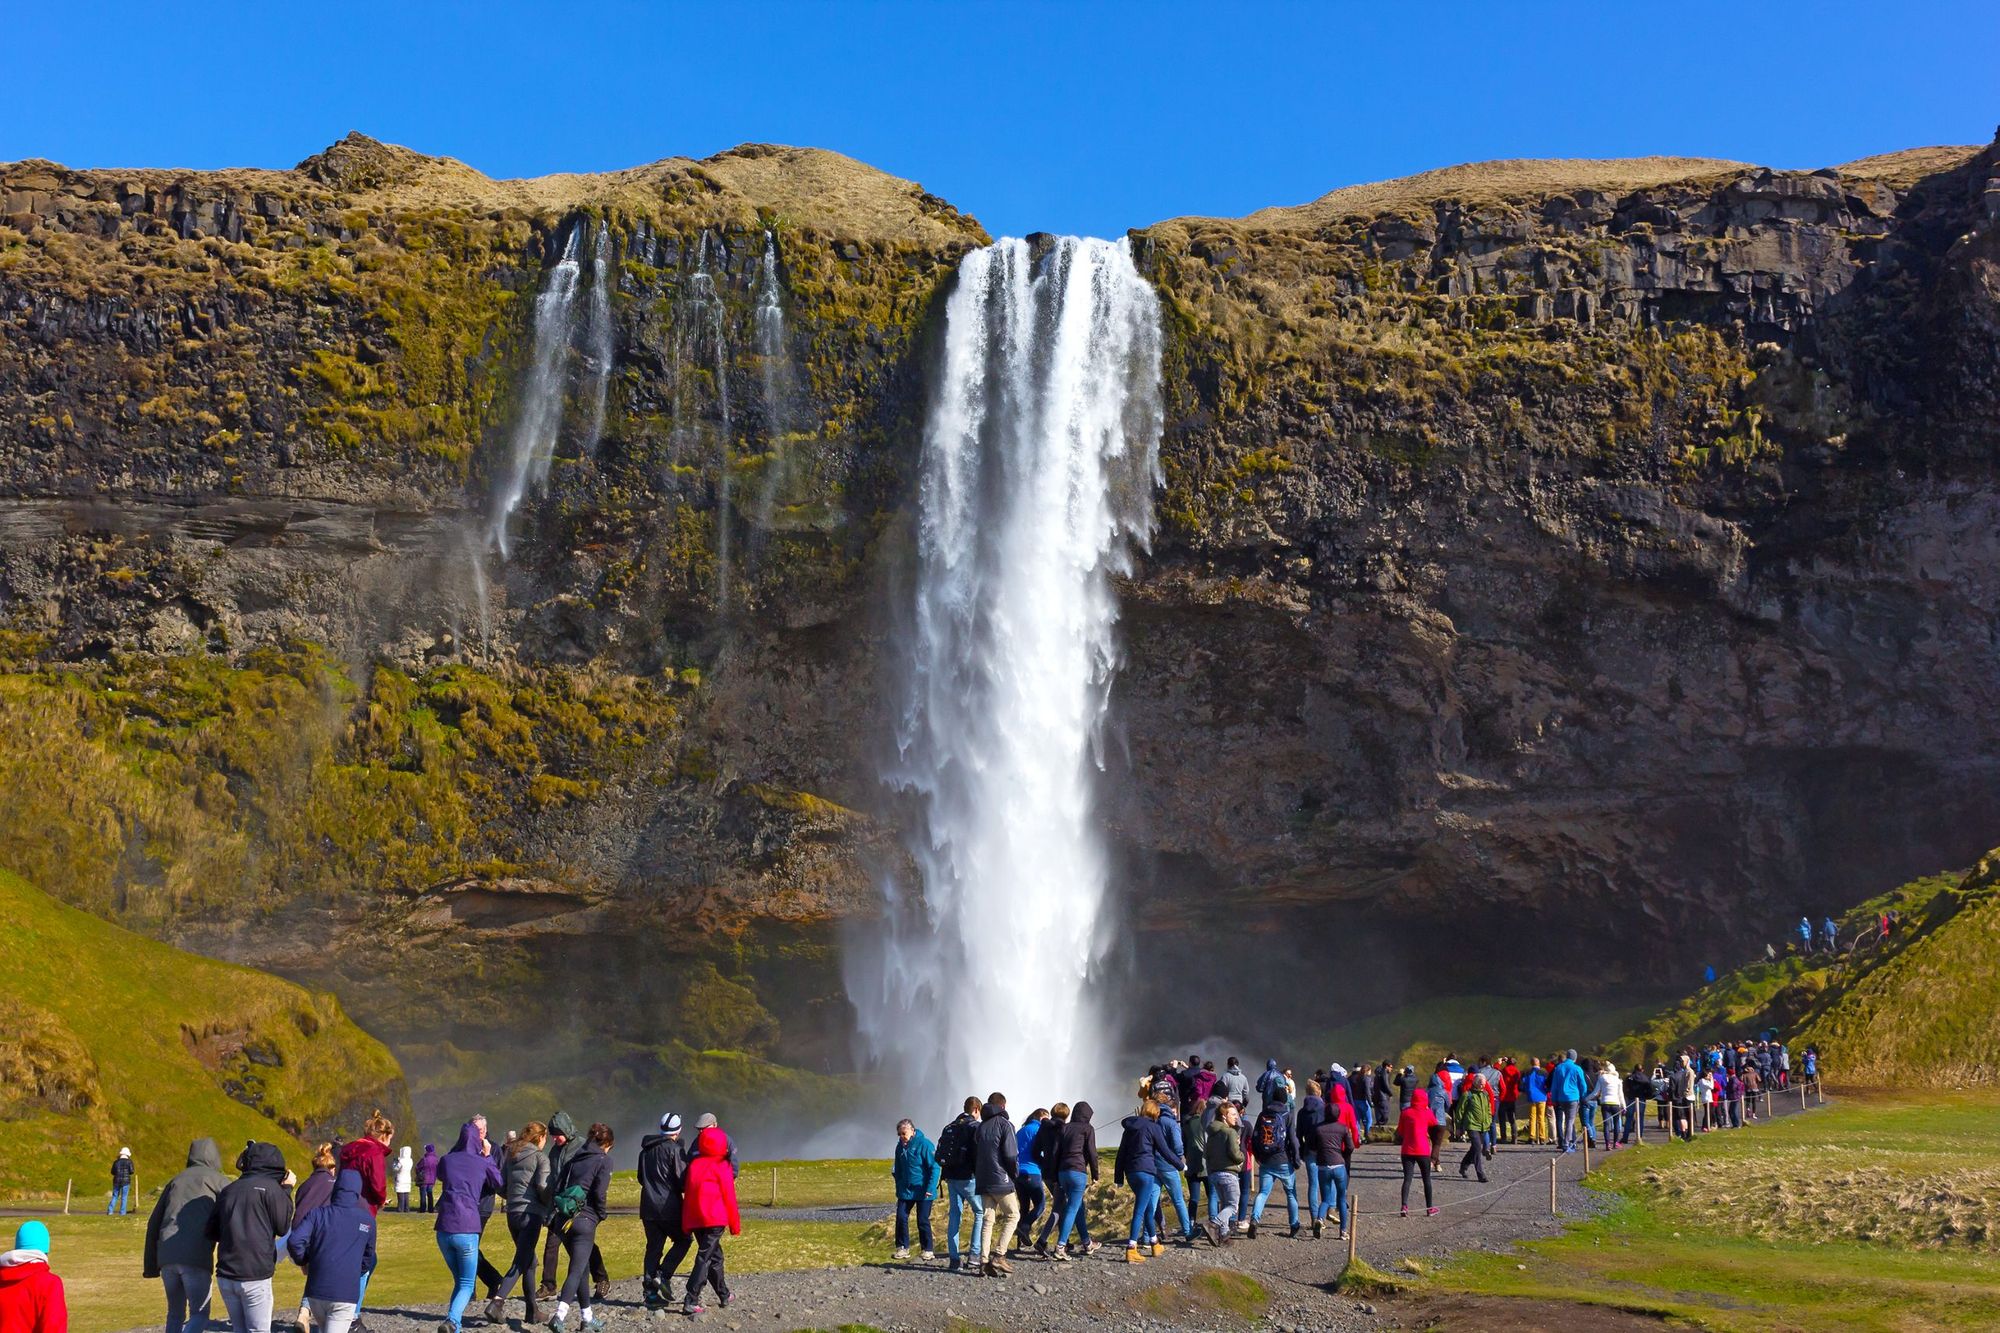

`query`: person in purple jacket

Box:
[417,1146,440,1214]
[434,1122,503,1333]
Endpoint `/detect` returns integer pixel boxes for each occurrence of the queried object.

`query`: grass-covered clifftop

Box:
[0,867,407,1199]
[1610,851,2000,1085]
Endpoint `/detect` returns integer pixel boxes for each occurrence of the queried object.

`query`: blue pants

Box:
[1126,1173,1161,1245]
[1153,1170,1193,1240]
[1054,1170,1093,1248]
[945,1179,984,1261]
[1251,1164,1299,1227]
[109,1184,131,1215]
[1313,1164,1350,1232]
[1357,1100,1373,1134]
[437,1233,480,1330]
[355,1255,374,1308]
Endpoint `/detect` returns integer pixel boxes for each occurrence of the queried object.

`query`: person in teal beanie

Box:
[1,1220,68,1333]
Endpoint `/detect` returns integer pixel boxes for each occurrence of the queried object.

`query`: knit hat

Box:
[694,1113,718,1129]
[660,1113,683,1134]
[14,1220,49,1254]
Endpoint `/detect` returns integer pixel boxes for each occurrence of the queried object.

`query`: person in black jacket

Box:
[536,1112,606,1307]
[206,1142,294,1333]
[934,1098,983,1273]
[638,1115,691,1309]
[110,1148,136,1216]
[551,1124,613,1333]
[144,1138,225,1333]
[1047,1102,1097,1258]
[971,1095,1019,1277]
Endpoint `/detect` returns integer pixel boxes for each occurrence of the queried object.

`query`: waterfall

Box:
[489,223,587,558]
[752,230,793,537]
[687,231,735,606]
[850,236,1163,1106]
[579,220,614,455]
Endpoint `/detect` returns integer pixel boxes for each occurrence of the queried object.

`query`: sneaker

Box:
[1083,1241,1102,1254]
[1400,1207,1408,1217]
[592,1282,609,1304]
[1048,1248,1070,1263]
[980,1261,997,1277]
[947,1256,962,1273]
[718,1294,732,1309]
[485,1299,506,1325]
[1033,1240,1048,1257]
[892,1247,909,1260]
[1312,1218,1322,1239]
[1124,1245,1145,1264]
[1203,1221,1223,1247]
[547,1319,565,1333]
[1289,1223,1301,1239]
[681,1306,703,1319]
[439,1323,455,1333]
[920,1251,935,1261]
[1426,1206,1439,1217]
[581,1320,606,1333]
[1247,1220,1258,1239]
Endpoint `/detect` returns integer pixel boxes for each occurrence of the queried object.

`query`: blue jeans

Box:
[355,1254,375,1307]
[437,1233,480,1330]
[1153,1170,1193,1240]
[1126,1173,1161,1245]
[109,1184,131,1215]
[945,1179,984,1261]
[894,1195,933,1252]
[1054,1170,1092,1248]
[1314,1164,1350,1232]
[1553,1100,1578,1149]
[1251,1163,1299,1227]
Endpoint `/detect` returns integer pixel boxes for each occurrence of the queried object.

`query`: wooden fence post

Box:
[1581,1132,1590,1175]
[1347,1197,1358,1267]
[1548,1159,1558,1216]
[63,1180,72,1216]
[770,1166,778,1207]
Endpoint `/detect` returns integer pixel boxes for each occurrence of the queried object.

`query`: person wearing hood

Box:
[890,1118,939,1262]
[972,1094,1020,1277]
[639,1115,692,1309]
[1595,1061,1628,1149]
[1048,1102,1098,1259]
[1293,1083,1327,1221]
[417,1146,439,1214]
[285,1170,375,1333]
[1029,1105,1072,1255]
[0,1221,65,1333]
[435,1120,504,1333]
[1395,1094,1439,1217]
[1304,1090,1358,1241]
[486,1123,549,1325]
[1425,1066,1451,1166]
[1011,1109,1049,1259]
[286,1145,339,1333]
[109,1149,135,1217]
[1148,1097,1197,1253]
[1394,1063,1419,1110]
[536,1112,606,1306]
[678,1127,739,1317]
[1254,1059,1285,1110]
[205,1142,293,1333]
[144,1137,225,1333]
[1370,1061,1394,1128]
[1190,1061,1218,1106]
[1522,1057,1550,1145]
[392,1148,413,1215]
[550,1124,612,1333]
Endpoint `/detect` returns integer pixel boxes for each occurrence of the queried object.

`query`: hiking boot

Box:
[1312,1218,1322,1239]
[1203,1220,1223,1247]
[592,1281,609,1304]
[1247,1220,1258,1239]
[1124,1245,1145,1264]
[534,1288,556,1304]
[980,1260,997,1277]
[991,1256,1012,1275]
[947,1255,962,1273]
[1289,1223,1301,1239]
[484,1298,506,1324]
[892,1247,909,1260]
[1149,1241,1163,1257]
[1033,1239,1048,1257]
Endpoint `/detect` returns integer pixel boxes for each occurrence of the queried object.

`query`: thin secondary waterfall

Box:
[489,225,586,556]
[676,230,736,606]
[851,236,1163,1106]
[579,221,614,455]
[752,230,793,536]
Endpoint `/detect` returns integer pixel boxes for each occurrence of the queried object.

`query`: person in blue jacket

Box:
[1011,1110,1048,1256]
[1821,917,1838,953]
[1797,916,1812,951]
[890,1120,939,1261]
[1523,1057,1551,1145]
[286,1169,376,1333]
[1548,1050,1590,1153]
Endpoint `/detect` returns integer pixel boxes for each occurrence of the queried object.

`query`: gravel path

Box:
[171,1094,1832,1332]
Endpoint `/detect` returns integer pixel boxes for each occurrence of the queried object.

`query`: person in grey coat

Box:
[143,1138,226,1333]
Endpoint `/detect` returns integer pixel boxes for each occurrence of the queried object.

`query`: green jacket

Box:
[1450,1081,1494,1134]
[1204,1119,1245,1174]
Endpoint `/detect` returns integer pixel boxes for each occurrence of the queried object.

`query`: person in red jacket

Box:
[1394,1097,1439,1218]
[337,1111,395,1321]
[1497,1057,1522,1145]
[678,1128,740,1316]
[0,1221,66,1333]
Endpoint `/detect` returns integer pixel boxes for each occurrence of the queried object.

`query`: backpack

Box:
[550,1183,587,1220]
[935,1120,974,1175]
[1252,1107,1286,1160]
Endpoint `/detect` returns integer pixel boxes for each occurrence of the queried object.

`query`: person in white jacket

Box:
[394,1146,414,1213]
[1593,1062,1626,1150]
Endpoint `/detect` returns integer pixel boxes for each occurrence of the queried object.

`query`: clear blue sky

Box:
[7,2,1994,239]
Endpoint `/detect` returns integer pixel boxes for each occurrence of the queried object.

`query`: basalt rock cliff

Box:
[3,132,1997,1126]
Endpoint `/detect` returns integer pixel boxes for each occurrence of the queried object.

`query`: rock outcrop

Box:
[3,132,1998,1112]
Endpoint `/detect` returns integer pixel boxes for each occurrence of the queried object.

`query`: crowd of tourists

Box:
[885,1038,1822,1274]
[0,1036,1825,1333]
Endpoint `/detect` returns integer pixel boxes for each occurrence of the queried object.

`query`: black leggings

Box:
[1400,1156,1434,1209]
[683,1227,728,1308]
[492,1214,542,1300]
[541,1219,606,1291]
[643,1218,692,1289]
[557,1216,601,1308]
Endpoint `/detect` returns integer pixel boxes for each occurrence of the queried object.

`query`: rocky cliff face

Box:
[3,132,1997,1117]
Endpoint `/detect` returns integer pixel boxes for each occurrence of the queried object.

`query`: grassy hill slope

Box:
[1611,851,2000,1084]
[0,868,410,1199]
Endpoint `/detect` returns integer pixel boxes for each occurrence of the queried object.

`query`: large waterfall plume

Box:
[850,236,1163,1109]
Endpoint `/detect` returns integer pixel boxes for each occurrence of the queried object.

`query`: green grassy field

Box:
[0,869,408,1200]
[606,1159,887,1211]
[1424,1091,2000,1329]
